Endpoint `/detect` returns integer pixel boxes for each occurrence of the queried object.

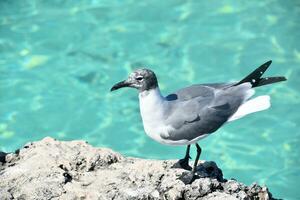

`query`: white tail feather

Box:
[228,95,271,122]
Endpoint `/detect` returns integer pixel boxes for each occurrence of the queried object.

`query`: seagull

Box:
[110,60,286,181]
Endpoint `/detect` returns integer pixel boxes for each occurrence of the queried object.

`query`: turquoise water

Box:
[0,0,299,199]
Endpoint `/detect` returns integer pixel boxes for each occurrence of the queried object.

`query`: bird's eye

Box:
[136,76,143,81]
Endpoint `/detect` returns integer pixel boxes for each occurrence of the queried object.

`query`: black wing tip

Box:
[274,76,287,82]
[260,60,272,69]
[254,76,287,87]
[235,60,273,86]
[281,76,287,81]
[266,60,272,65]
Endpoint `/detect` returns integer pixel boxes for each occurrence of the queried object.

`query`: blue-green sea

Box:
[0,1,299,199]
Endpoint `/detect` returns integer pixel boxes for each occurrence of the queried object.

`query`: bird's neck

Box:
[139,87,165,105]
[138,87,167,120]
[139,87,163,99]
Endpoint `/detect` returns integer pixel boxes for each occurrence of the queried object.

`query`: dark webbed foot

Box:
[172,145,192,170]
[178,156,192,171]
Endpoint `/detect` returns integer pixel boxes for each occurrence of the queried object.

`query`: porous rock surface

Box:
[0,137,273,200]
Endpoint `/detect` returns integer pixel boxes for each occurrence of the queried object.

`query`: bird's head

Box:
[110,68,158,92]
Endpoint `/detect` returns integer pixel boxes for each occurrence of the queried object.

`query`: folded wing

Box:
[163,83,252,141]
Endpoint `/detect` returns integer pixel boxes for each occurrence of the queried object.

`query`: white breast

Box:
[138,88,170,143]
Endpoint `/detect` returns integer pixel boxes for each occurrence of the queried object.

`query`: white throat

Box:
[139,87,166,117]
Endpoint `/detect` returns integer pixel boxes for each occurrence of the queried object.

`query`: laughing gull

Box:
[111,60,286,181]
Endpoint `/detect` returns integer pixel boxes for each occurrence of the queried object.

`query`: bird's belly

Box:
[142,120,208,146]
[142,118,211,146]
[142,119,170,144]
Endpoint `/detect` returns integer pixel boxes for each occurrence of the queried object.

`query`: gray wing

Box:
[163,83,249,141]
[165,83,235,101]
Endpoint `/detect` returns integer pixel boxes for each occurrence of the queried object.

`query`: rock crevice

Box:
[0,137,273,200]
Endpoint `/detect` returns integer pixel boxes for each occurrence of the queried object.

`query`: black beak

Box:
[110,80,130,91]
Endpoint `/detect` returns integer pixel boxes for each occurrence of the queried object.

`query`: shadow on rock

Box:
[0,151,7,164]
[176,161,224,185]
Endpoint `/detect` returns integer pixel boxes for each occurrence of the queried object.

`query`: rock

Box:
[0,137,274,200]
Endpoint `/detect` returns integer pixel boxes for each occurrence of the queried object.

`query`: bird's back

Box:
[165,83,234,102]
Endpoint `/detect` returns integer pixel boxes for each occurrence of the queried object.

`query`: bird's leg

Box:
[192,143,202,174]
[186,143,202,183]
[179,143,202,184]
[178,145,192,170]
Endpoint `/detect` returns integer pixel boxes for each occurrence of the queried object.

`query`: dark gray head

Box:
[111,69,158,92]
